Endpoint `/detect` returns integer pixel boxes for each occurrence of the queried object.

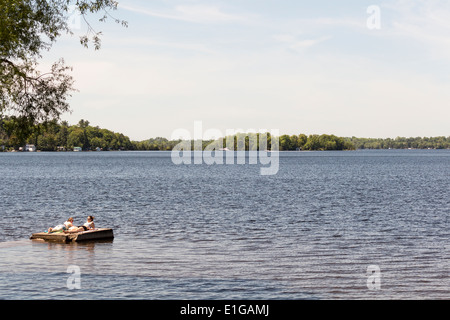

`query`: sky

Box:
[42,0,450,141]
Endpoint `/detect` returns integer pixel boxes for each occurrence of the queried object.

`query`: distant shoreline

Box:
[1,117,449,152]
[2,148,449,153]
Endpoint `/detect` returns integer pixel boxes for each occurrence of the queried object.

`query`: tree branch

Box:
[0,58,27,79]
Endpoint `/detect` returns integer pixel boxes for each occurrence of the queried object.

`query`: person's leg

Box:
[64,227,84,233]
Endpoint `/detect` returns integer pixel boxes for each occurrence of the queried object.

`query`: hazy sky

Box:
[43,0,450,141]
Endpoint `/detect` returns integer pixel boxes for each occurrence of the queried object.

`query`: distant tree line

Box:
[0,117,133,151]
[1,117,448,152]
[279,134,355,151]
[135,133,356,151]
[346,136,450,150]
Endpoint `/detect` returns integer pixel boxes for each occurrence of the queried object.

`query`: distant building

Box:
[25,144,36,152]
[74,147,82,152]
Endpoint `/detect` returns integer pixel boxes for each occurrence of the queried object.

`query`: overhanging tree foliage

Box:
[0,0,126,127]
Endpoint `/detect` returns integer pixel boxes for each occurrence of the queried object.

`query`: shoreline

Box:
[2,148,449,153]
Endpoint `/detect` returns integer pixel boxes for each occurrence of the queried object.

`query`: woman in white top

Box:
[66,216,95,233]
[48,217,74,233]
[82,216,95,230]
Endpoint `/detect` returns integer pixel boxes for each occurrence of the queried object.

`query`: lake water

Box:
[0,150,448,300]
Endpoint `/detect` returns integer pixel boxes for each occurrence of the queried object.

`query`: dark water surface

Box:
[0,150,448,299]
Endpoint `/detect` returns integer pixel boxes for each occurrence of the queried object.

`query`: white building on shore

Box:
[25,144,36,152]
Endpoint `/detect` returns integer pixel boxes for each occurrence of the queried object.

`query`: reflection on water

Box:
[30,239,114,250]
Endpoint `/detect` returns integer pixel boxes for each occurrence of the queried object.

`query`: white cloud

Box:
[107,36,216,54]
[300,17,364,29]
[174,4,245,23]
[273,34,331,52]
[120,3,248,24]
[382,0,450,57]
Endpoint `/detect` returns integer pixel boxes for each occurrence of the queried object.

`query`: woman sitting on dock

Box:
[47,217,74,233]
[65,216,96,233]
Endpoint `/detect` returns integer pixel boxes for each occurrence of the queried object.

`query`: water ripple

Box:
[0,150,448,299]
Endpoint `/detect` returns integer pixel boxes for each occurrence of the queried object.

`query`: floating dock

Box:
[30,228,114,243]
